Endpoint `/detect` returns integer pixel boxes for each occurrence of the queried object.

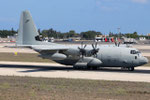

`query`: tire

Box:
[73,66,78,70]
[92,66,98,70]
[87,66,91,70]
[128,67,134,71]
[121,67,127,70]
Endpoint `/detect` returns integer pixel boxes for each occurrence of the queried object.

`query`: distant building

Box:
[139,37,146,41]
[147,33,150,36]
[63,37,81,42]
[122,37,137,44]
[95,35,114,42]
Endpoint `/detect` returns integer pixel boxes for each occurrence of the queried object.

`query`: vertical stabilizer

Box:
[17,10,39,45]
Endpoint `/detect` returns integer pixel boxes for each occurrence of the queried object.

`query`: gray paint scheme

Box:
[17,10,148,71]
[17,10,38,45]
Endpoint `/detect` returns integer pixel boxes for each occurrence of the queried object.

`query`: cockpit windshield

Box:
[130,50,141,54]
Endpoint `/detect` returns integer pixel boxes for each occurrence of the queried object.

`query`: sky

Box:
[0,0,150,34]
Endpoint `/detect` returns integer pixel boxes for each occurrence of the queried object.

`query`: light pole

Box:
[117,27,120,38]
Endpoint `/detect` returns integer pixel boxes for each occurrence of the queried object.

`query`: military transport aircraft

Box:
[16,10,148,71]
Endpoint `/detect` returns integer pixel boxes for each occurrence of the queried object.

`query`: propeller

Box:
[115,38,121,47]
[118,42,120,47]
[78,42,87,58]
[115,42,120,47]
[91,42,99,57]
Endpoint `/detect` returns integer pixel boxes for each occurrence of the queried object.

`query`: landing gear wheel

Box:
[87,66,91,70]
[92,67,98,70]
[73,66,78,70]
[73,66,86,70]
[128,67,134,71]
[121,67,127,70]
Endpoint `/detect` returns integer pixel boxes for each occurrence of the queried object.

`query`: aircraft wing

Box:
[31,44,69,53]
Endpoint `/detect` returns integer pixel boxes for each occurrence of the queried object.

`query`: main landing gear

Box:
[121,67,135,71]
[73,66,98,70]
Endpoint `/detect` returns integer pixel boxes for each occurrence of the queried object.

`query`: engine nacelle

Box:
[50,53,67,60]
[87,58,102,67]
[40,53,67,60]
[74,57,102,69]
[73,62,87,69]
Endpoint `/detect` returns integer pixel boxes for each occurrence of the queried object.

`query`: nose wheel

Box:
[128,67,134,71]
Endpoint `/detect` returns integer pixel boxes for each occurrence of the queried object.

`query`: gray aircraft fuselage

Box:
[41,45,148,69]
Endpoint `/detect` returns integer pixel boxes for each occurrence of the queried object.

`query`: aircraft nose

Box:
[145,57,149,64]
[142,57,148,64]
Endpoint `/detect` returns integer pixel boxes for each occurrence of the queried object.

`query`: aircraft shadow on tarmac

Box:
[0,64,150,74]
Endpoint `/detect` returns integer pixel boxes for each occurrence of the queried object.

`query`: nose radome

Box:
[144,57,149,64]
[142,57,149,65]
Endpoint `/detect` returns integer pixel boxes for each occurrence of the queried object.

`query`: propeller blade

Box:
[84,44,87,48]
[115,42,117,46]
[118,42,120,47]
[95,42,97,48]
[91,42,99,58]
[81,42,83,48]
[78,42,87,59]
[92,44,95,49]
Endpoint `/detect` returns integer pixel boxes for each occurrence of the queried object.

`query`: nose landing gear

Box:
[128,67,135,71]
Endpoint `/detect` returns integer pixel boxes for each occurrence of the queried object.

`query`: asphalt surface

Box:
[0,43,150,82]
[0,61,150,82]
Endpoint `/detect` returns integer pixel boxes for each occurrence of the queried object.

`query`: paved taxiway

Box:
[0,61,150,82]
[0,43,150,82]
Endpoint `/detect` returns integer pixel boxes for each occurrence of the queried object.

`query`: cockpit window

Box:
[130,50,141,54]
[130,50,136,54]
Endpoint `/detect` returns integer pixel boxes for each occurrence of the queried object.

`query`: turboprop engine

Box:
[73,57,102,69]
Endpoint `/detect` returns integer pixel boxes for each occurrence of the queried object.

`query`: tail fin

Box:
[17,10,39,46]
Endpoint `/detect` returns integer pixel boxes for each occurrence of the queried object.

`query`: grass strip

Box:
[0,53,54,63]
[0,76,150,100]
